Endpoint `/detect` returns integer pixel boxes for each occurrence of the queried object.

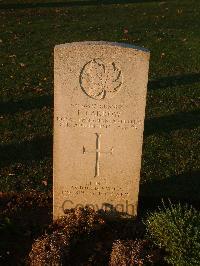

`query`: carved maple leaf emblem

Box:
[80,59,123,100]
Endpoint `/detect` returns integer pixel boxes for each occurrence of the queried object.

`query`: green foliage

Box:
[145,201,200,266]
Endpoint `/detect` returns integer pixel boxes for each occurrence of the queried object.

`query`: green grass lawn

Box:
[0,0,200,202]
[0,1,200,264]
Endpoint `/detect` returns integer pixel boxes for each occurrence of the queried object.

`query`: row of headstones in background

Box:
[53,41,150,219]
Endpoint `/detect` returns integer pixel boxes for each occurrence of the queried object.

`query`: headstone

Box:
[53,41,150,220]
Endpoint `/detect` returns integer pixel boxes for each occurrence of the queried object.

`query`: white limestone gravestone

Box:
[53,41,150,219]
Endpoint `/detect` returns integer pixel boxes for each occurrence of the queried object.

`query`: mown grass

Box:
[0,0,200,202]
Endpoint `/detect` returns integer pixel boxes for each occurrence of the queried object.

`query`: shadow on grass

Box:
[138,170,200,216]
[0,0,166,10]
[0,135,52,167]
[144,110,199,136]
[0,192,52,265]
[148,72,200,90]
[0,94,53,115]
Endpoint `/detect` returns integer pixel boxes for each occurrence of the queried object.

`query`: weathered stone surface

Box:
[53,41,150,219]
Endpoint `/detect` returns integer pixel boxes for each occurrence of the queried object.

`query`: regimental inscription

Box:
[80,59,123,100]
[56,103,142,130]
[83,133,113,177]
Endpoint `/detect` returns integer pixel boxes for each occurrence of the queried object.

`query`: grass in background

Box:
[0,0,200,202]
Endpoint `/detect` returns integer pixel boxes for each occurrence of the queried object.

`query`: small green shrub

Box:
[144,201,200,266]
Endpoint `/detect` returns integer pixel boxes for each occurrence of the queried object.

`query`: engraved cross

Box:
[83,133,113,177]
